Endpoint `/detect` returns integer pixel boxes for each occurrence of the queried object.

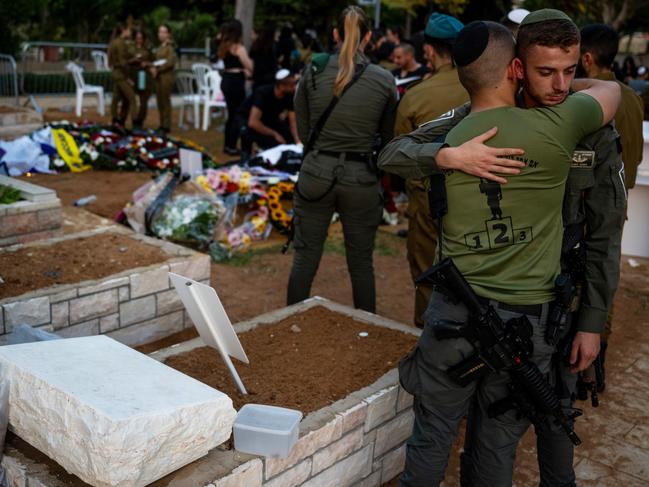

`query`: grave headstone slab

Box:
[0,335,236,487]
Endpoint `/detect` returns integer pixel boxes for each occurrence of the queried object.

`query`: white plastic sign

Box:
[169,272,249,394]
[179,148,203,179]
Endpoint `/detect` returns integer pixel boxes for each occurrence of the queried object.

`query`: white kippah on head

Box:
[275,68,291,81]
[508,8,530,25]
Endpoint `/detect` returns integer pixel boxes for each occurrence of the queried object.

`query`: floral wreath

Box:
[267,182,294,234]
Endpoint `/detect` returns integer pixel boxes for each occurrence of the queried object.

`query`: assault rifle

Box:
[416,258,582,445]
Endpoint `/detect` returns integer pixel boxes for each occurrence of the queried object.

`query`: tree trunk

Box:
[601,0,633,31]
[405,12,412,38]
[235,0,256,49]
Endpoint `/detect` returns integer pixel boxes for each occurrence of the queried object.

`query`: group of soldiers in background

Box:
[107,22,176,134]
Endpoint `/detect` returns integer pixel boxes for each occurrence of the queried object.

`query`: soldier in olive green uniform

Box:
[396,13,468,328]
[131,30,153,128]
[152,24,177,133]
[380,18,621,486]
[579,24,645,361]
[379,12,626,487]
[108,24,136,126]
[286,6,397,313]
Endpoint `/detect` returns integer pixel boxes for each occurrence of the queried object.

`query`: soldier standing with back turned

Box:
[395,13,468,328]
[379,10,627,485]
[286,6,397,313]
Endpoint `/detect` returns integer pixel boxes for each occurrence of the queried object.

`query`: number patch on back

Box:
[464,217,533,252]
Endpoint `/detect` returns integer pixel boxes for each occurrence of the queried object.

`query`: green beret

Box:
[425,13,464,40]
[520,8,575,27]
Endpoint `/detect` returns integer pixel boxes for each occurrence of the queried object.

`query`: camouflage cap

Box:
[425,12,464,40]
[520,8,575,27]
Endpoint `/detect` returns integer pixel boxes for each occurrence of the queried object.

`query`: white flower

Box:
[95,136,104,144]
[53,158,65,167]
[182,207,198,223]
[117,160,126,167]
[167,142,173,148]
[90,150,99,161]
[140,147,147,154]
[162,158,169,165]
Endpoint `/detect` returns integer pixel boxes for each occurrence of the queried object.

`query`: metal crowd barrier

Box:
[0,55,19,105]
[16,42,209,95]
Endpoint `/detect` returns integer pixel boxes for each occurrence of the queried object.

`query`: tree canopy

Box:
[0,0,646,57]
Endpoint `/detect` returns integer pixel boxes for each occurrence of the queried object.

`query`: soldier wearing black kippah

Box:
[381,10,628,485]
[385,13,622,486]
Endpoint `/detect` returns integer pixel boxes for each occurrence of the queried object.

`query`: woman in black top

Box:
[277,25,296,69]
[250,25,278,91]
[219,20,253,154]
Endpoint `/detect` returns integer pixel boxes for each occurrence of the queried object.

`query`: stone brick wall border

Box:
[0,226,210,347]
[154,297,420,487]
[0,175,62,246]
[1,298,420,487]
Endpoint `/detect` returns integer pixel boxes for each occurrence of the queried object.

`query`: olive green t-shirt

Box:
[443,93,603,304]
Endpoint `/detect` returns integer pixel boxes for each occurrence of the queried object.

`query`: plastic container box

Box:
[233,404,303,458]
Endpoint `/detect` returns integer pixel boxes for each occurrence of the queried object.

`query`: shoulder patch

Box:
[571,150,595,168]
[418,109,455,128]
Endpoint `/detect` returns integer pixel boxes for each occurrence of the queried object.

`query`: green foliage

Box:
[382,0,470,15]
[0,185,22,205]
[142,6,217,47]
[522,0,595,25]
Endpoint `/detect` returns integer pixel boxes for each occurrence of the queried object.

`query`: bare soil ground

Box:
[0,232,168,298]
[165,306,417,413]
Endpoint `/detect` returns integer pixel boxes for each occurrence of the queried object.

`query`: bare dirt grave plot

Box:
[165,305,418,413]
[19,171,154,221]
[0,232,168,299]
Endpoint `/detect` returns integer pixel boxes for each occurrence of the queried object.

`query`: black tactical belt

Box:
[318,150,371,163]
[435,286,545,318]
[478,297,544,318]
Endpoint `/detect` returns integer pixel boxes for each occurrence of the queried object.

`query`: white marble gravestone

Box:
[0,335,236,487]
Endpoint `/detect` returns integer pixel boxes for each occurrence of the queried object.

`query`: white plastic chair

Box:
[91,50,109,71]
[202,71,227,131]
[192,63,212,98]
[176,72,202,129]
[66,62,105,117]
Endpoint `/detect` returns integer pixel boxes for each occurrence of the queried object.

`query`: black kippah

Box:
[453,21,490,67]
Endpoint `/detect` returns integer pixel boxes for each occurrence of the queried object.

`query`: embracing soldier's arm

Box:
[576,126,626,334]
[378,103,525,182]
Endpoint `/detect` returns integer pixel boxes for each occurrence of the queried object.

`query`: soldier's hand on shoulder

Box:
[437,127,525,184]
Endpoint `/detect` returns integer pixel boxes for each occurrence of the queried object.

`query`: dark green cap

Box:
[520,8,575,27]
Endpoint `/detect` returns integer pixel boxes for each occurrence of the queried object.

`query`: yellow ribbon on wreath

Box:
[52,128,91,172]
